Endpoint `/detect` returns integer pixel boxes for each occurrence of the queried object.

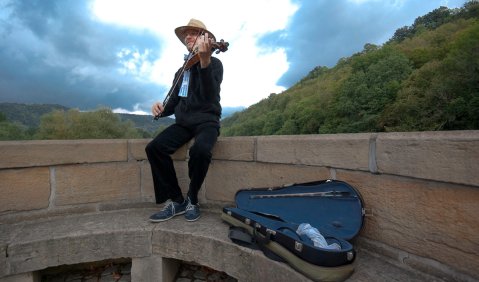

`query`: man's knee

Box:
[189,142,212,160]
[145,140,170,157]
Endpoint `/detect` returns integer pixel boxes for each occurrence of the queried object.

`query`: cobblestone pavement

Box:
[39,260,237,282]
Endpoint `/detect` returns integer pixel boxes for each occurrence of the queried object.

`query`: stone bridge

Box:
[0,131,478,281]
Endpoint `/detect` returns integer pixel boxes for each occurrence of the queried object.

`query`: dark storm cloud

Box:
[259,0,468,87]
[0,0,165,111]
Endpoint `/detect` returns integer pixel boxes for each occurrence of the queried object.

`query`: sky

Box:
[0,0,469,115]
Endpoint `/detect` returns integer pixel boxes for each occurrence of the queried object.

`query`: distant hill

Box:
[0,103,69,128]
[0,103,174,133]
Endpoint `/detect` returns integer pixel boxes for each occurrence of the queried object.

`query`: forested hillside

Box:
[221,1,479,136]
[0,103,173,140]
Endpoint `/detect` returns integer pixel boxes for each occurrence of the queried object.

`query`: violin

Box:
[184,39,229,70]
[154,38,229,120]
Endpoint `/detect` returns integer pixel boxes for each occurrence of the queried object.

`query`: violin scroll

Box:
[214,39,229,54]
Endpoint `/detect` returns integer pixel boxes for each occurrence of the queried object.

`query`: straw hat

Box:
[174,18,216,45]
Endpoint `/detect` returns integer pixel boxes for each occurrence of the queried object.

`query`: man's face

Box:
[184,29,200,51]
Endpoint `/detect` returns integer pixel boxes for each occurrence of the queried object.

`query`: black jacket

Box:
[162,57,223,128]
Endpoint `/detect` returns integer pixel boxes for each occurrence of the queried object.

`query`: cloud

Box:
[0,0,164,111]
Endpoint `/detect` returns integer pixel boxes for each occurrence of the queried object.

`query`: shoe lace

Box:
[161,200,175,213]
[186,201,197,212]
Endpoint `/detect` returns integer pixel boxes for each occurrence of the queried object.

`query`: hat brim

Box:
[174,26,216,45]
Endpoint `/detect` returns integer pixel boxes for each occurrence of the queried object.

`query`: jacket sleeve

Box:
[198,57,223,101]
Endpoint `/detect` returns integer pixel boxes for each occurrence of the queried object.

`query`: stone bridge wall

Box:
[1,131,478,280]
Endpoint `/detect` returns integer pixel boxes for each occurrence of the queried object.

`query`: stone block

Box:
[337,170,479,278]
[204,160,330,202]
[128,139,150,161]
[376,131,479,186]
[0,140,127,169]
[256,134,371,170]
[0,168,50,213]
[54,162,141,206]
[131,256,180,282]
[212,137,255,161]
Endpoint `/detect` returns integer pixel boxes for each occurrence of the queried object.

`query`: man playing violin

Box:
[145,19,223,222]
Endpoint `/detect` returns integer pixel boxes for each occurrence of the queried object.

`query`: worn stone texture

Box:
[204,160,330,202]
[376,131,479,186]
[337,170,479,279]
[0,205,98,225]
[0,140,127,169]
[0,210,153,277]
[212,137,255,161]
[55,162,141,206]
[256,134,371,170]
[0,167,50,213]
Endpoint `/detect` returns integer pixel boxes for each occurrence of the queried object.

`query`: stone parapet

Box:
[256,134,371,170]
[0,140,128,169]
[0,131,478,280]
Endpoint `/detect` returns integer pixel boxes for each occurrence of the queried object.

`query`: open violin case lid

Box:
[221,179,365,282]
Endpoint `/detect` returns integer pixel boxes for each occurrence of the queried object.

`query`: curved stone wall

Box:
[0,131,478,281]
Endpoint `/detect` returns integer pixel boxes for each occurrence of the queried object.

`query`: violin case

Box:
[221,179,365,282]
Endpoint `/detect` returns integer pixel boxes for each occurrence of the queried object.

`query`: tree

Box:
[321,47,413,133]
[413,6,451,30]
[381,22,479,131]
[35,108,144,139]
[0,116,30,140]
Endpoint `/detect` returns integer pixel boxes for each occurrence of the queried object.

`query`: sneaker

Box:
[184,199,201,222]
[149,200,187,222]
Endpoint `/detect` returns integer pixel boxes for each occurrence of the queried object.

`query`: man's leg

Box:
[145,124,193,204]
[184,125,218,221]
